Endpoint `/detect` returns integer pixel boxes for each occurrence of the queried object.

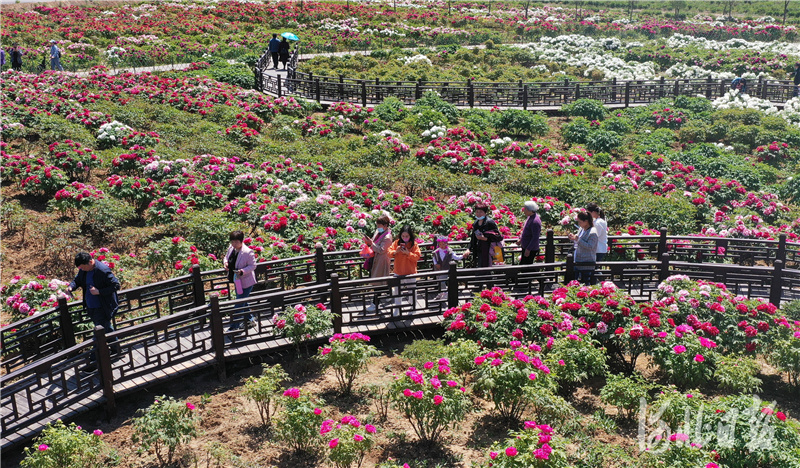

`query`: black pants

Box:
[271,52,279,68]
[519,248,539,265]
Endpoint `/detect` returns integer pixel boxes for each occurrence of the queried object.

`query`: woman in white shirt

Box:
[586,203,608,262]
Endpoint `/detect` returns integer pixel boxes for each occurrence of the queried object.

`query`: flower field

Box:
[2,1,800,467]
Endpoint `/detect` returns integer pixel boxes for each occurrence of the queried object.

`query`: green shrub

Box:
[131,395,199,466]
[206,63,254,89]
[20,420,116,468]
[635,128,676,154]
[492,109,548,137]
[714,355,762,394]
[770,336,800,388]
[79,197,137,238]
[33,114,95,146]
[546,336,607,392]
[316,333,381,394]
[678,121,709,143]
[413,90,459,124]
[562,117,591,145]
[275,388,325,452]
[600,373,655,419]
[374,96,407,122]
[241,364,289,426]
[272,303,336,350]
[400,339,448,367]
[586,130,621,153]
[673,95,712,114]
[563,99,606,121]
[171,210,244,258]
[600,116,632,135]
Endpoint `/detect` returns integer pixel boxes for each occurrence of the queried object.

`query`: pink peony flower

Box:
[505,446,518,457]
[694,354,705,363]
[433,395,443,405]
[38,444,48,451]
[329,438,339,448]
[673,345,686,354]
[93,429,103,436]
[365,424,377,434]
[186,402,195,410]
[353,434,364,442]
[283,388,300,399]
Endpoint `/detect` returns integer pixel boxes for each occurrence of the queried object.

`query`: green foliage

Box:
[400,339,448,367]
[414,90,459,124]
[20,420,115,468]
[770,335,800,388]
[492,110,549,137]
[563,99,606,121]
[562,117,591,145]
[479,421,569,468]
[714,355,762,394]
[445,339,481,385]
[600,373,655,419]
[546,336,608,390]
[390,360,471,444]
[78,196,137,238]
[272,303,336,349]
[33,114,95,146]
[205,62,254,89]
[241,364,289,426]
[373,96,407,122]
[586,130,621,153]
[321,415,376,468]
[171,210,244,258]
[473,346,556,420]
[275,389,325,452]
[131,395,199,466]
[600,116,632,135]
[317,333,381,394]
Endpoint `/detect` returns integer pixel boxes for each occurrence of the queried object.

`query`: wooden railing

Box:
[2,232,797,374]
[253,48,798,107]
[1,244,799,449]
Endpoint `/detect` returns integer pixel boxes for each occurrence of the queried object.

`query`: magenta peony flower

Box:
[694,354,705,363]
[329,438,339,448]
[505,446,518,457]
[673,345,686,354]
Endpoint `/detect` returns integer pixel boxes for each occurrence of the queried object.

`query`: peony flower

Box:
[694,354,705,363]
[505,446,518,457]
[93,429,103,436]
[673,345,686,354]
[329,438,339,448]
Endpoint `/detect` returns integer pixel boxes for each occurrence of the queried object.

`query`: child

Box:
[432,235,470,300]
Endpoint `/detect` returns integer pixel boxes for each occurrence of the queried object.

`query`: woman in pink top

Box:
[224,230,258,331]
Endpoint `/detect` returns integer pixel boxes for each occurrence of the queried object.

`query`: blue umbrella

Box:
[281,32,299,41]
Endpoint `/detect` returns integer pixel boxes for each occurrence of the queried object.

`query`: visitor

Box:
[363,215,393,312]
[469,204,503,268]
[389,225,422,309]
[586,203,608,262]
[731,77,747,94]
[49,40,63,71]
[791,63,800,97]
[279,37,290,70]
[431,235,469,300]
[66,252,121,373]
[518,200,541,265]
[224,230,258,331]
[10,43,22,71]
[268,33,281,70]
[568,212,598,286]
[0,48,5,71]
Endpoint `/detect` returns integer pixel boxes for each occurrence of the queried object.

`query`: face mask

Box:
[476,216,485,220]
[377,228,385,233]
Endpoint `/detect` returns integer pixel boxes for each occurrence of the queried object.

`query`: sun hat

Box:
[523,200,539,212]
[435,235,449,243]
[50,40,56,43]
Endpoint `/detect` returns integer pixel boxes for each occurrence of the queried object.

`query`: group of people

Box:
[0,40,63,72]
[358,200,609,307]
[267,33,292,70]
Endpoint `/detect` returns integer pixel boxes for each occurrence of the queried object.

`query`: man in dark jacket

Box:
[519,200,542,265]
[66,252,121,372]
[792,63,800,97]
[268,33,281,70]
[10,43,23,71]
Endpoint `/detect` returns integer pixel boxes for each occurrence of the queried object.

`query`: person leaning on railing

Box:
[66,252,121,373]
[568,212,598,286]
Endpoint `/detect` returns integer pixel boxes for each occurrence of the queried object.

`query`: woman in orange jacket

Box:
[389,225,421,275]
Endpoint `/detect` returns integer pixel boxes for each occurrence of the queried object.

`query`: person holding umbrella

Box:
[268,33,281,70]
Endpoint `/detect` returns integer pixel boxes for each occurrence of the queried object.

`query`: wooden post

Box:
[361,80,367,106]
[315,246,327,284]
[776,233,787,265]
[659,76,665,98]
[523,84,529,110]
[209,295,226,381]
[659,253,670,282]
[331,274,343,334]
[611,77,617,102]
[468,79,474,108]
[657,227,668,257]
[338,76,344,101]
[191,264,205,308]
[254,68,261,92]
[770,260,784,306]
[719,79,726,98]
[375,77,381,101]
[760,76,768,100]
[624,80,631,107]
[673,79,680,97]
[94,326,116,418]
[277,75,282,97]
[565,254,574,283]
[545,229,555,263]
[447,261,459,308]
[58,297,76,349]
[706,76,713,99]
[415,80,421,100]
[574,82,580,100]
[315,78,321,103]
